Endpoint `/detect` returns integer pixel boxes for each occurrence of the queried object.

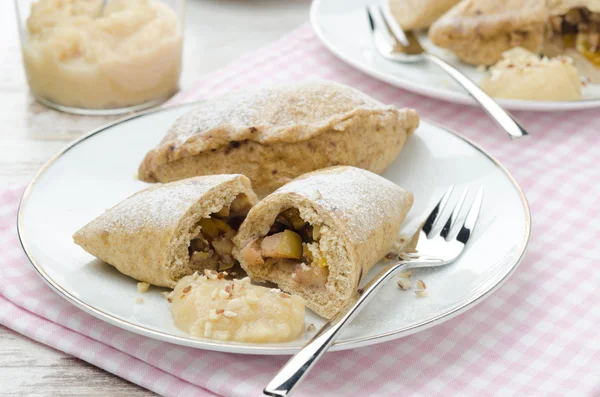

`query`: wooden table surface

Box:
[0,1,309,395]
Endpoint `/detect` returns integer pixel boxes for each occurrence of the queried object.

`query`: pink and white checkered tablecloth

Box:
[1,23,599,396]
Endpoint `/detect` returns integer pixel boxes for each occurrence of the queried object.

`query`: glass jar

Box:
[15,0,185,115]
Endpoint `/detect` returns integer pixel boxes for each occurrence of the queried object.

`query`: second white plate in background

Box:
[311,0,600,111]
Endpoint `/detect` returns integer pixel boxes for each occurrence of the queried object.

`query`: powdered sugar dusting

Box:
[275,167,411,244]
[160,81,394,148]
[83,175,237,234]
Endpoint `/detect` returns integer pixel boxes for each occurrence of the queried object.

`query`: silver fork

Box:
[263,186,484,397]
[367,4,528,140]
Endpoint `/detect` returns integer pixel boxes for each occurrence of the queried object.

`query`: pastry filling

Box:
[241,208,329,287]
[188,194,252,272]
[549,8,600,66]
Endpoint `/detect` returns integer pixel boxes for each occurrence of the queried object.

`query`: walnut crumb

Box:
[182,285,192,294]
[385,252,397,260]
[397,278,412,290]
[416,280,427,290]
[137,282,150,293]
[415,290,429,298]
[135,297,144,304]
[398,271,412,279]
[307,324,316,332]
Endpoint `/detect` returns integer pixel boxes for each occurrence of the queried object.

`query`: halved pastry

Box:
[138,81,419,195]
[73,175,258,288]
[545,1,600,82]
[388,0,461,31]
[429,0,548,66]
[233,166,413,319]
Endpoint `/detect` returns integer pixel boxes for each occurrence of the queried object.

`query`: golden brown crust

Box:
[138,81,419,195]
[429,0,548,65]
[73,175,258,288]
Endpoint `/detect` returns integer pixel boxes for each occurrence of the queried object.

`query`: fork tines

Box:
[423,186,484,243]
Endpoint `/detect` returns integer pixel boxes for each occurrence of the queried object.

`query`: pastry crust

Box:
[388,0,461,31]
[138,81,419,195]
[73,175,258,288]
[547,0,600,15]
[429,0,548,65]
[233,166,413,319]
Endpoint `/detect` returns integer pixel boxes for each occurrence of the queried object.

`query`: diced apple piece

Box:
[281,208,307,230]
[215,206,230,218]
[230,194,251,214]
[312,225,321,240]
[199,218,219,239]
[212,237,234,256]
[213,218,233,234]
[261,230,302,259]
[241,241,264,267]
[191,250,211,265]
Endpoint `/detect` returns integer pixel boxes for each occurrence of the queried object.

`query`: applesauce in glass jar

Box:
[16,0,185,115]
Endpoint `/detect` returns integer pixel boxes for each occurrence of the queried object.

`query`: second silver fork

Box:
[367,4,529,140]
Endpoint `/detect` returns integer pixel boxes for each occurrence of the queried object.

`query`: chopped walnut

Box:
[307,324,316,332]
[137,282,150,293]
[397,278,412,290]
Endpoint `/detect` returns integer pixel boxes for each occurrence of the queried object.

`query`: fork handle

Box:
[263,261,410,397]
[424,53,528,139]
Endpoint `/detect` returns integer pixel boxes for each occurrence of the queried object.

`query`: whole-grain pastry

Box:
[171,270,305,343]
[544,1,600,82]
[429,0,548,66]
[233,166,413,319]
[388,0,461,31]
[73,175,258,288]
[138,81,419,195]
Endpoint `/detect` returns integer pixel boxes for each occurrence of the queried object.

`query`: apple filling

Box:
[240,208,329,287]
[549,8,600,66]
[189,195,252,272]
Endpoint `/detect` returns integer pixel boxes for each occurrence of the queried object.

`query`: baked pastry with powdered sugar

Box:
[138,81,419,195]
[73,175,258,288]
[233,166,413,319]
[429,0,548,66]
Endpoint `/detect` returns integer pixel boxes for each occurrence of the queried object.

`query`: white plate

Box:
[18,103,531,355]
[310,0,600,112]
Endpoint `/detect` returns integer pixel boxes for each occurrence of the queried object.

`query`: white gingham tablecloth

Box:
[1,23,599,396]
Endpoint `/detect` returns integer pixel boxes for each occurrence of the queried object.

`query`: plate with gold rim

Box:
[18,102,530,354]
